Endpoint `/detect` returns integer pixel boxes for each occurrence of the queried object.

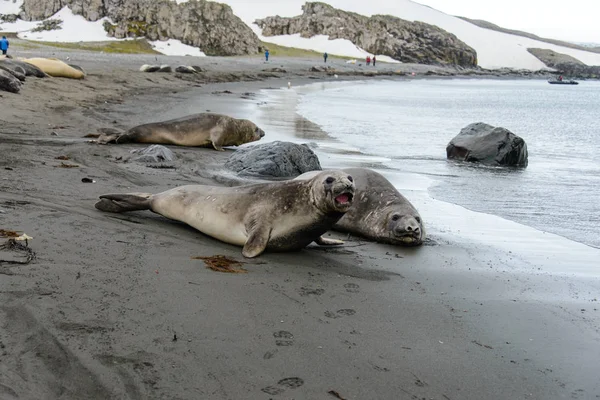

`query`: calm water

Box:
[295,79,600,248]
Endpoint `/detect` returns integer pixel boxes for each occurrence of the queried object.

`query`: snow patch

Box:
[149,39,206,57]
[0,0,23,15]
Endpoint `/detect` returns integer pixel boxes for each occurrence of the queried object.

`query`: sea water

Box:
[251,78,600,251]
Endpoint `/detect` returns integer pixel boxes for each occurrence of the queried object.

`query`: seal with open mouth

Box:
[94,170,355,258]
[295,168,424,246]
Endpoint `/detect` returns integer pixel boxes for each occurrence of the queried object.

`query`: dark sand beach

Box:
[1,42,599,400]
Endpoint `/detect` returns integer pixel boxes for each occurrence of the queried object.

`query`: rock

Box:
[528,48,600,79]
[157,65,172,73]
[21,0,260,56]
[175,65,196,74]
[225,141,322,178]
[140,64,160,72]
[0,68,21,93]
[446,123,528,167]
[130,145,175,163]
[256,2,477,66]
[1,59,46,77]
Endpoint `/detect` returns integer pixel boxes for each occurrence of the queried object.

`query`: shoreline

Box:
[2,49,600,399]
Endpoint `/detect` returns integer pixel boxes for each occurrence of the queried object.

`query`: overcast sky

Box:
[415,0,600,43]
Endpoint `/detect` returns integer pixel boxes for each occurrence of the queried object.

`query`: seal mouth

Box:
[334,192,354,206]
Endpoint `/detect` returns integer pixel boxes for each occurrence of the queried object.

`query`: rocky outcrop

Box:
[225,141,322,178]
[19,0,260,56]
[255,2,477,66]
[528,48,600,79]
[446,123,528,167]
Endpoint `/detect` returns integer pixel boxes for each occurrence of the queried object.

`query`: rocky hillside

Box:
[528,48,600,79]
[255,2,477,66]
[18,0,260,56]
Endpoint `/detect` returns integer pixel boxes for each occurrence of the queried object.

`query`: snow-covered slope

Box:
[2,0,600,69]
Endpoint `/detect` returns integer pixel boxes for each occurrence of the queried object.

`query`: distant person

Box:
[366,55,371,66]
[0,36,8,56]
[558,75,563,81]
[323,52,328,63]
[265,49,269,62]
[372,55,376,66]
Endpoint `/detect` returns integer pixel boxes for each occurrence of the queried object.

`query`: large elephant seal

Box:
[296,168,424,246]
[95,170,355,258]
[94,113,265,151]
[21,58,84,79]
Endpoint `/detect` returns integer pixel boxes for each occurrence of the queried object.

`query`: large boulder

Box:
[225,141,322,178]
[446,123,528,167]
[255,2,477,66]
[130,145,175,163]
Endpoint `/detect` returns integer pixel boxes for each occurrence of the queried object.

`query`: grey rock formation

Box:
[0,68,22,93]
[256,2,477,66]
[130,145,175,163]
[446,123,528,167]
[20,0,260,56]
[527,48,600,79]
[225,141,322,178]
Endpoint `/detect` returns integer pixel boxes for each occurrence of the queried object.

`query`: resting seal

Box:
[296,168,424,246]
[95,170,355,258]
[94,113,265,151]
[21,58,84,79]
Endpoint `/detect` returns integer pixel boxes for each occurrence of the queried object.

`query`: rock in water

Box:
[225,141,322,178]
[0,69,22,93]
[446,122,528,167]
[130,145,175,163]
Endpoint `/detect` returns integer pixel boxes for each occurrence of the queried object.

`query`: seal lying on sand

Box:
[93,113,265,151]
[21,58,84,79]
[295,168,424,246]
[95,170,355,258]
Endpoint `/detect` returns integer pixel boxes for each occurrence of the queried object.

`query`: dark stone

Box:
[446,123,528,167]
[130,145,175,163]
[225,141,322,178]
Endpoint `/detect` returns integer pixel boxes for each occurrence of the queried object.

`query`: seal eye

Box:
[392,214,400,222]
[415,216,421,223]
[347,176,353,182]
[325,177,335,184]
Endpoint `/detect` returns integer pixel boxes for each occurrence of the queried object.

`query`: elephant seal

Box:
[295,168,424,246]
[21,58,84,79]
[95,170,355,258]
[93,113,265,151]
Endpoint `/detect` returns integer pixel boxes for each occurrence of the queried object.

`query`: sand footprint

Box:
[344,283,360,293]
[324,309,356,319]
[261,377,305,395]
[273,330,294,346]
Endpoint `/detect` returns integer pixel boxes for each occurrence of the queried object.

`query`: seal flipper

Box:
[315,236,344,246]
[95,193,152,213]
[242,224,272,258]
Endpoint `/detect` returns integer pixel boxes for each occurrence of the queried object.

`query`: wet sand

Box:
[1,44,600,400]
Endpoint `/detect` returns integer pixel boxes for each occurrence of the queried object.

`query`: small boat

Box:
[548,79,579,85]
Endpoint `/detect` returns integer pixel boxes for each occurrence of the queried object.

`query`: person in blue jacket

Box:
[265,49,269,61]
[0,36,9,55]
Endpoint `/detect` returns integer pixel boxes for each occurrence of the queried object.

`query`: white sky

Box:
[414,0,600,43]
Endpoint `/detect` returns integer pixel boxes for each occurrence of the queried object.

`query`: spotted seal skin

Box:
[93,113,265,151]
[94,170,355,258]
[295,168,425,246]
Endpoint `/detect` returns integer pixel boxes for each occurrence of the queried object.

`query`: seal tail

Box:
[95,193,152,213]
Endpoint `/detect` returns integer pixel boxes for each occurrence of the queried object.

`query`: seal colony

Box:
[93,113,265,151]
[295,168,425,246]
[95,170,355,258]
